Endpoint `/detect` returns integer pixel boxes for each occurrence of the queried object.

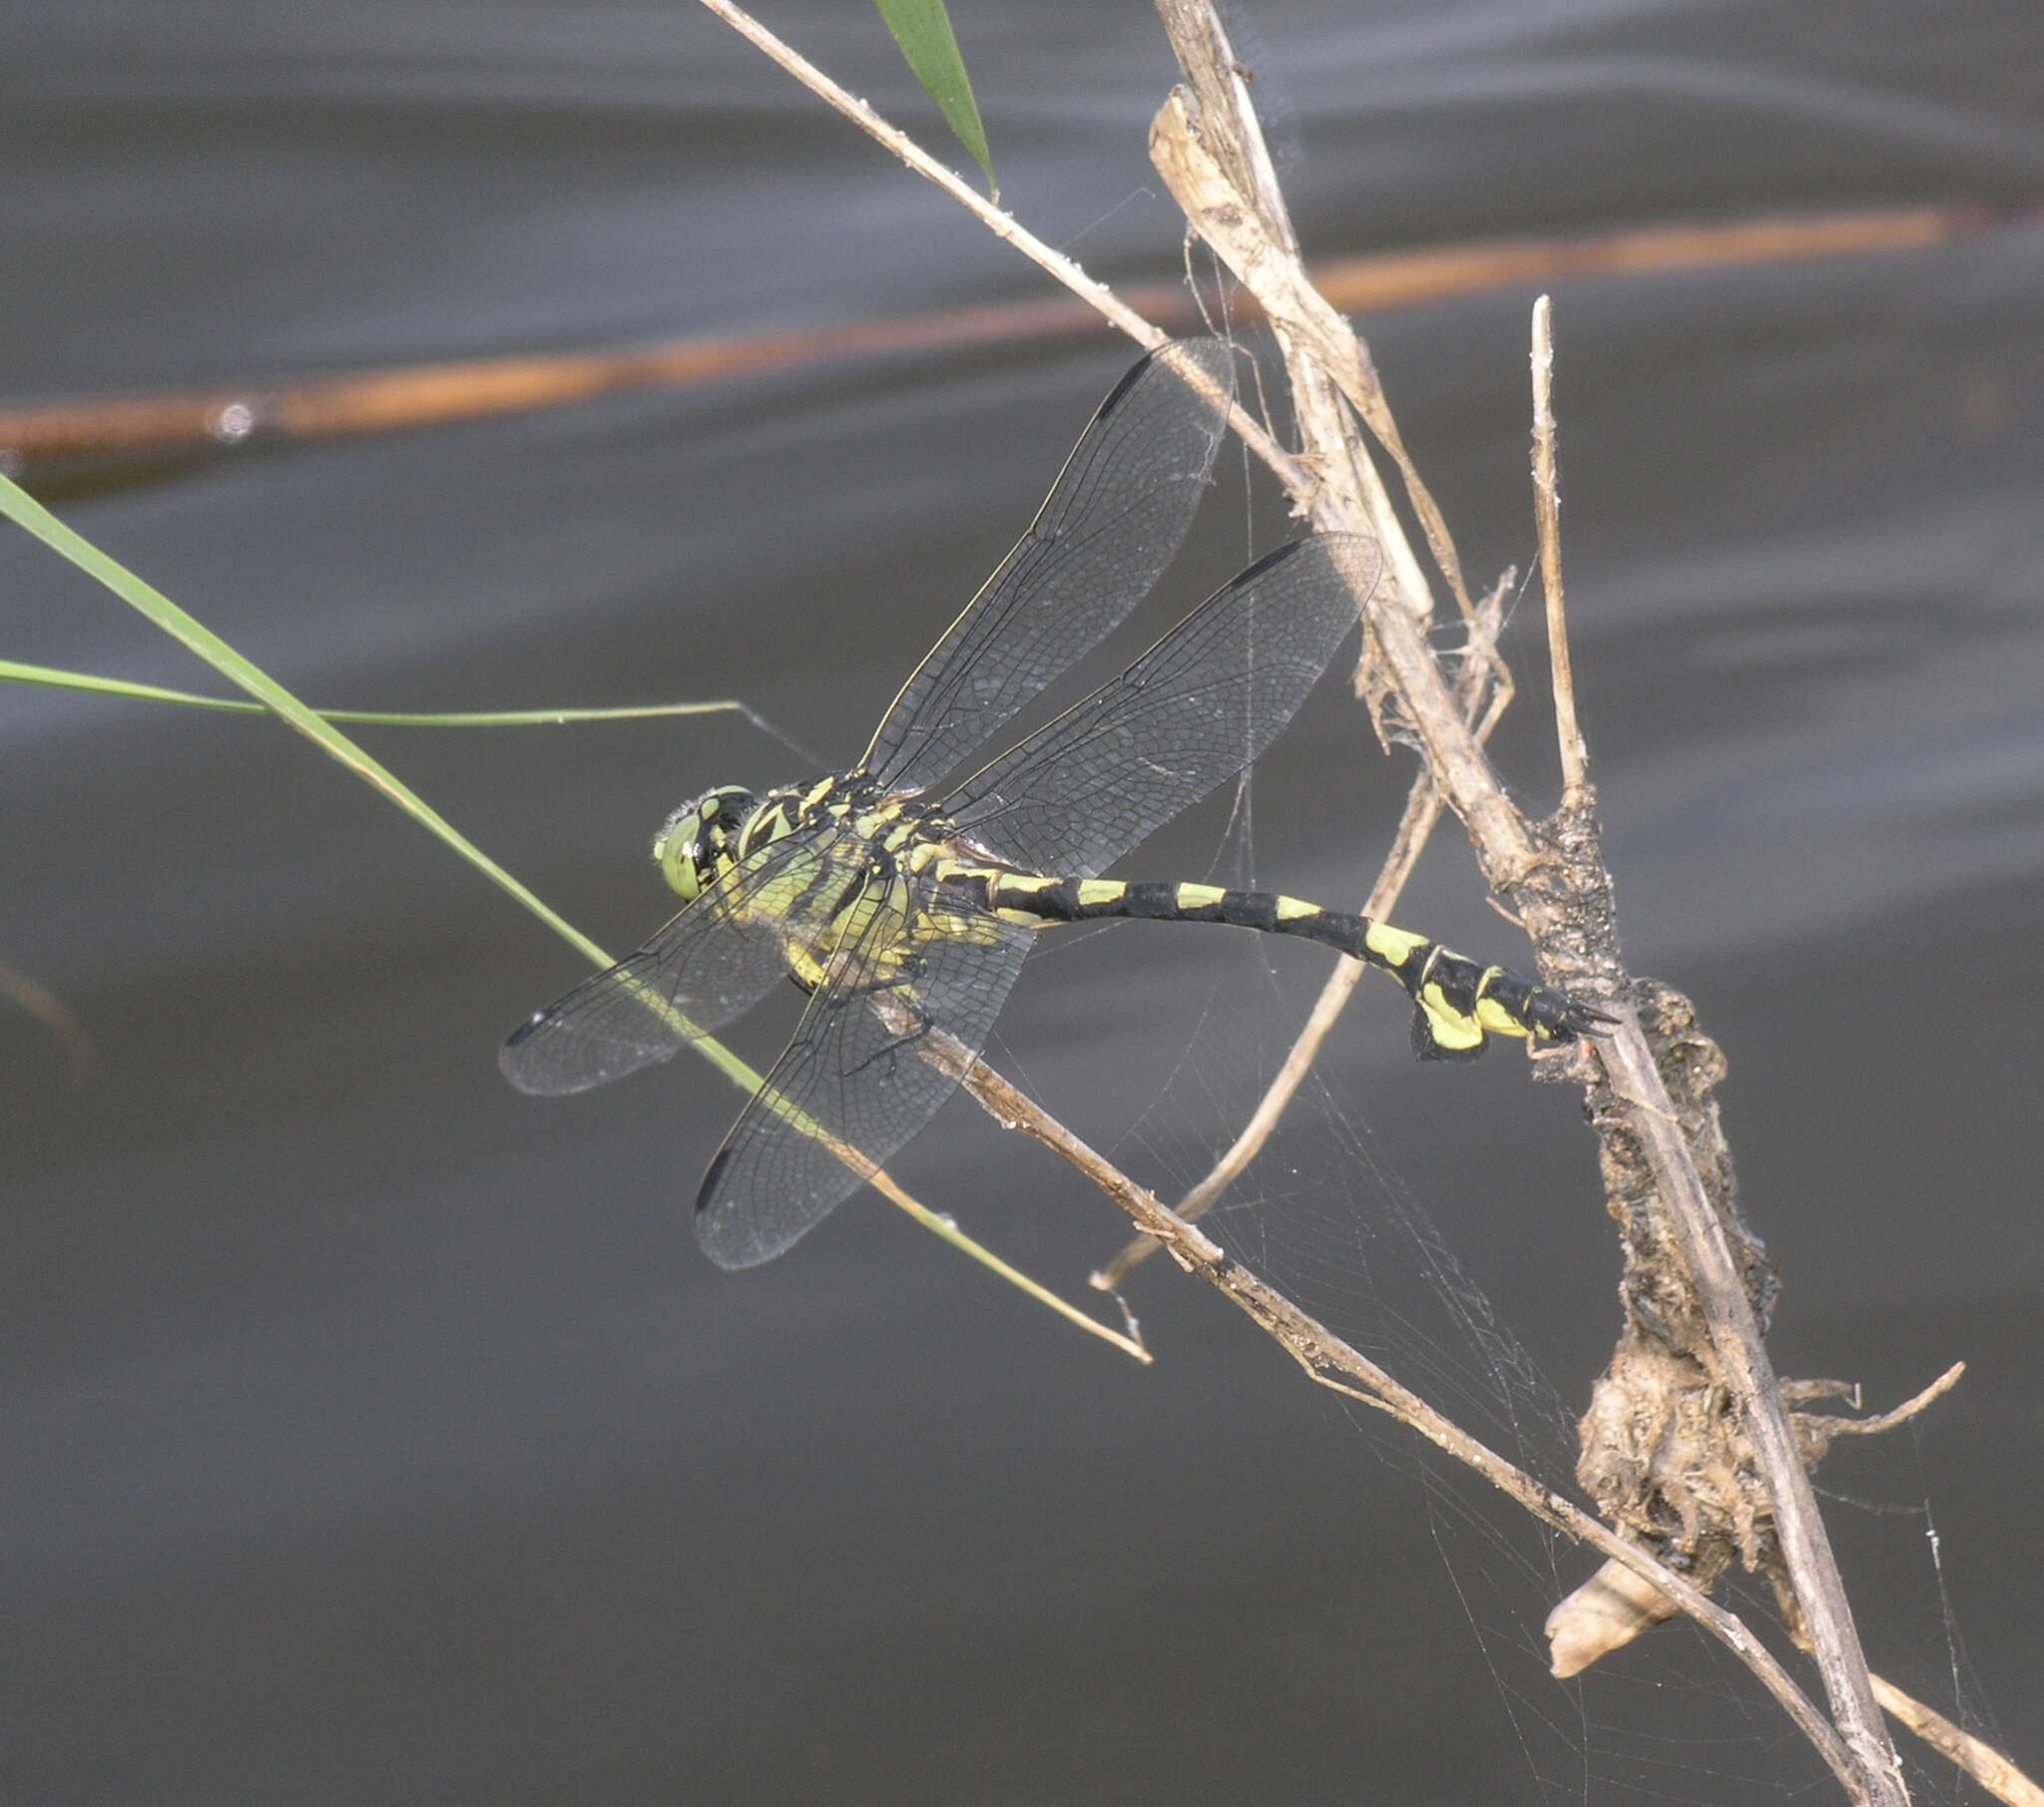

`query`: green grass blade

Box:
[0,474,1141,1359]
[0,478,616,978]
[873,0,996,199]
[0,657,767,730]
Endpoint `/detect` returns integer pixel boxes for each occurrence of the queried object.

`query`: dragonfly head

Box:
[653,785,757,903]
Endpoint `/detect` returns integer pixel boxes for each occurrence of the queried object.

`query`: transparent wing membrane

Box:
[945,534,1380,879]
[695,876,1035,1269]
[862,337,1235,795]
[499,830,868,1096]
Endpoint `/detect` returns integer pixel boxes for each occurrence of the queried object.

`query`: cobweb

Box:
[1025,857,1995,1807]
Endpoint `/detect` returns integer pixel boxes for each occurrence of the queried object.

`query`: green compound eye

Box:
[652,787,755,902]
[651,804,710,902]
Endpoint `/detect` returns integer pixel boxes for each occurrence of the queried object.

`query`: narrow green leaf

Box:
[873,0,996,200]
[0,657,767,730]
[0,480,616,971]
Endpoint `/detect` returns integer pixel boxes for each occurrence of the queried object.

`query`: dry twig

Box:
[1530,294,1589,801]
[698,2,2007,1801]
[1149,6,1905,1800]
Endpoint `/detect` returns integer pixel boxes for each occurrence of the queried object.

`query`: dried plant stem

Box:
[1149,6,1905,1801]
[1871,1677,2044,1807]
[1530,296,1589,801]
[1797,1362,1966,1448]
[1595,1026,1902,1800]
[703,2,1988,1799]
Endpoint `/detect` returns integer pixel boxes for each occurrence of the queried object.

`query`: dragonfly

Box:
[502,338,1608,1268]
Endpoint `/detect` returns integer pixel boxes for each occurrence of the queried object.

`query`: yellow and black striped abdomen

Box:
[957,868,1604,1062]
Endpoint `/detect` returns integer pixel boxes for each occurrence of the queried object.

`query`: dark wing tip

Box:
[498,1011,555,1093]
[694,1148,791,1271]
[694,1147,732,1220]
[1223,531,1383,614]
[1091,334,1233,422]
[503,1009,545,1052]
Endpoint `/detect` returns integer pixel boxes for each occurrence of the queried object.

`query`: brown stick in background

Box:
[0,206,1981,471]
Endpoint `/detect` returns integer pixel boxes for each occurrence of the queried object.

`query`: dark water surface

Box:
[3,4,2041,1802]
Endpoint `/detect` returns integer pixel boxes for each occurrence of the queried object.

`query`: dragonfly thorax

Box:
[652,785,758,903]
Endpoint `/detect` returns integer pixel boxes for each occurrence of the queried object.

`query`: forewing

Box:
[944,534,1380,879]
[695,874,1035,1269]
[498,829,868,1096]
[863,337,1235,796]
